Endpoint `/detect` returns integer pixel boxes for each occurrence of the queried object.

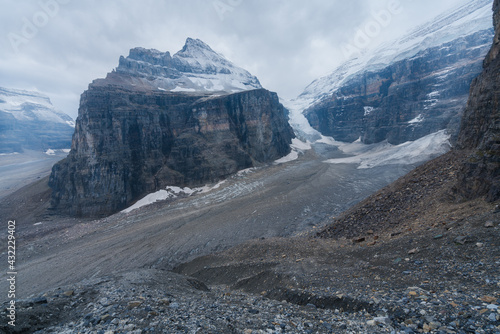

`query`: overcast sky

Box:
[0,0,474,119]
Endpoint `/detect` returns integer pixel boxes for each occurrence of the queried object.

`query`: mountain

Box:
[100,38,262,93]
[49,38,294,217]
[297,0,494,145]
[0,87,75,153]
[174,4,500,332]
[455,0,500,201]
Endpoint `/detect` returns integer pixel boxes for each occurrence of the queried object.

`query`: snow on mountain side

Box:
[290,0,493,148]
[0,87,74,126]
[112,38,262,93]
[325,130,452,169]
[0,87,74,153]
[297,0,493,108]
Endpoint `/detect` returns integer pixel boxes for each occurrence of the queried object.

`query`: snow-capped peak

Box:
[114,38,262,93]
[0,87,74,126]
[174,38,237,75]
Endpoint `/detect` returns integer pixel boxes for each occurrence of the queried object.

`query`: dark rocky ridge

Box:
[49,84,294,217]
[455,0,500,202]
[305,29,493,145]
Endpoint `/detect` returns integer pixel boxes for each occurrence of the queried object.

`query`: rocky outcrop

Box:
[304,29,493,145]
[49,44,294,217]
[0,87,74,153]
[455,0,500,202]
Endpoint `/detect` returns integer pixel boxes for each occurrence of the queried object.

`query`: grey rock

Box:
[485,221,495,228]
[455,0,500,202]
[49,86,294,217]
[454,236,469,245]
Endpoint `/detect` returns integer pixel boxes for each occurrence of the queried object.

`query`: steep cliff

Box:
[49,40,294,217]
[301,0,493,145]
[455,0,500,201]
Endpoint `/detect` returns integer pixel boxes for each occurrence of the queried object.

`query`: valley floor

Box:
[0,150,68,201]
[0,147,498,333]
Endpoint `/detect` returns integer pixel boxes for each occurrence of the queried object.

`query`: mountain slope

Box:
[173,4,500,332]
[0,87,74,153]
[296,0,493,145]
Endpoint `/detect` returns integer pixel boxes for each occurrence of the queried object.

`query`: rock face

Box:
[455,0,500,202]
[49,40,294,217]
[301,0,493,145]
[0,87,74,153]
[110,38,262,93]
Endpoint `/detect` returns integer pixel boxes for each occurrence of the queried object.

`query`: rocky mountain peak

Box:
[126,47,172,66]
[49,38,292,217]
[112,38,261,93]
[173,38,234,75]
[181,37,215,53]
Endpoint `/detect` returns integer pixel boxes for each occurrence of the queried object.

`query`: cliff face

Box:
[304,29,492,145]
[49,41,294,217]
[455,0,500,201]
[50,87,293,217]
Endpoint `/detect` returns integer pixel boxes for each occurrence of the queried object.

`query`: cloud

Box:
[0,0,480,118]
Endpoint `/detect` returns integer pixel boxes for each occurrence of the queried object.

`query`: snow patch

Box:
[171,86,196,92]
[122,180,228,213]
[274,138,312,165]
[291,138,312,151]
[315,135,338,146]
[44,148,71,156]
[364,106,374,116]
[325,130,451,169]
[408,114,424,124]
[274,150,299,164]
[236,167,257,176]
